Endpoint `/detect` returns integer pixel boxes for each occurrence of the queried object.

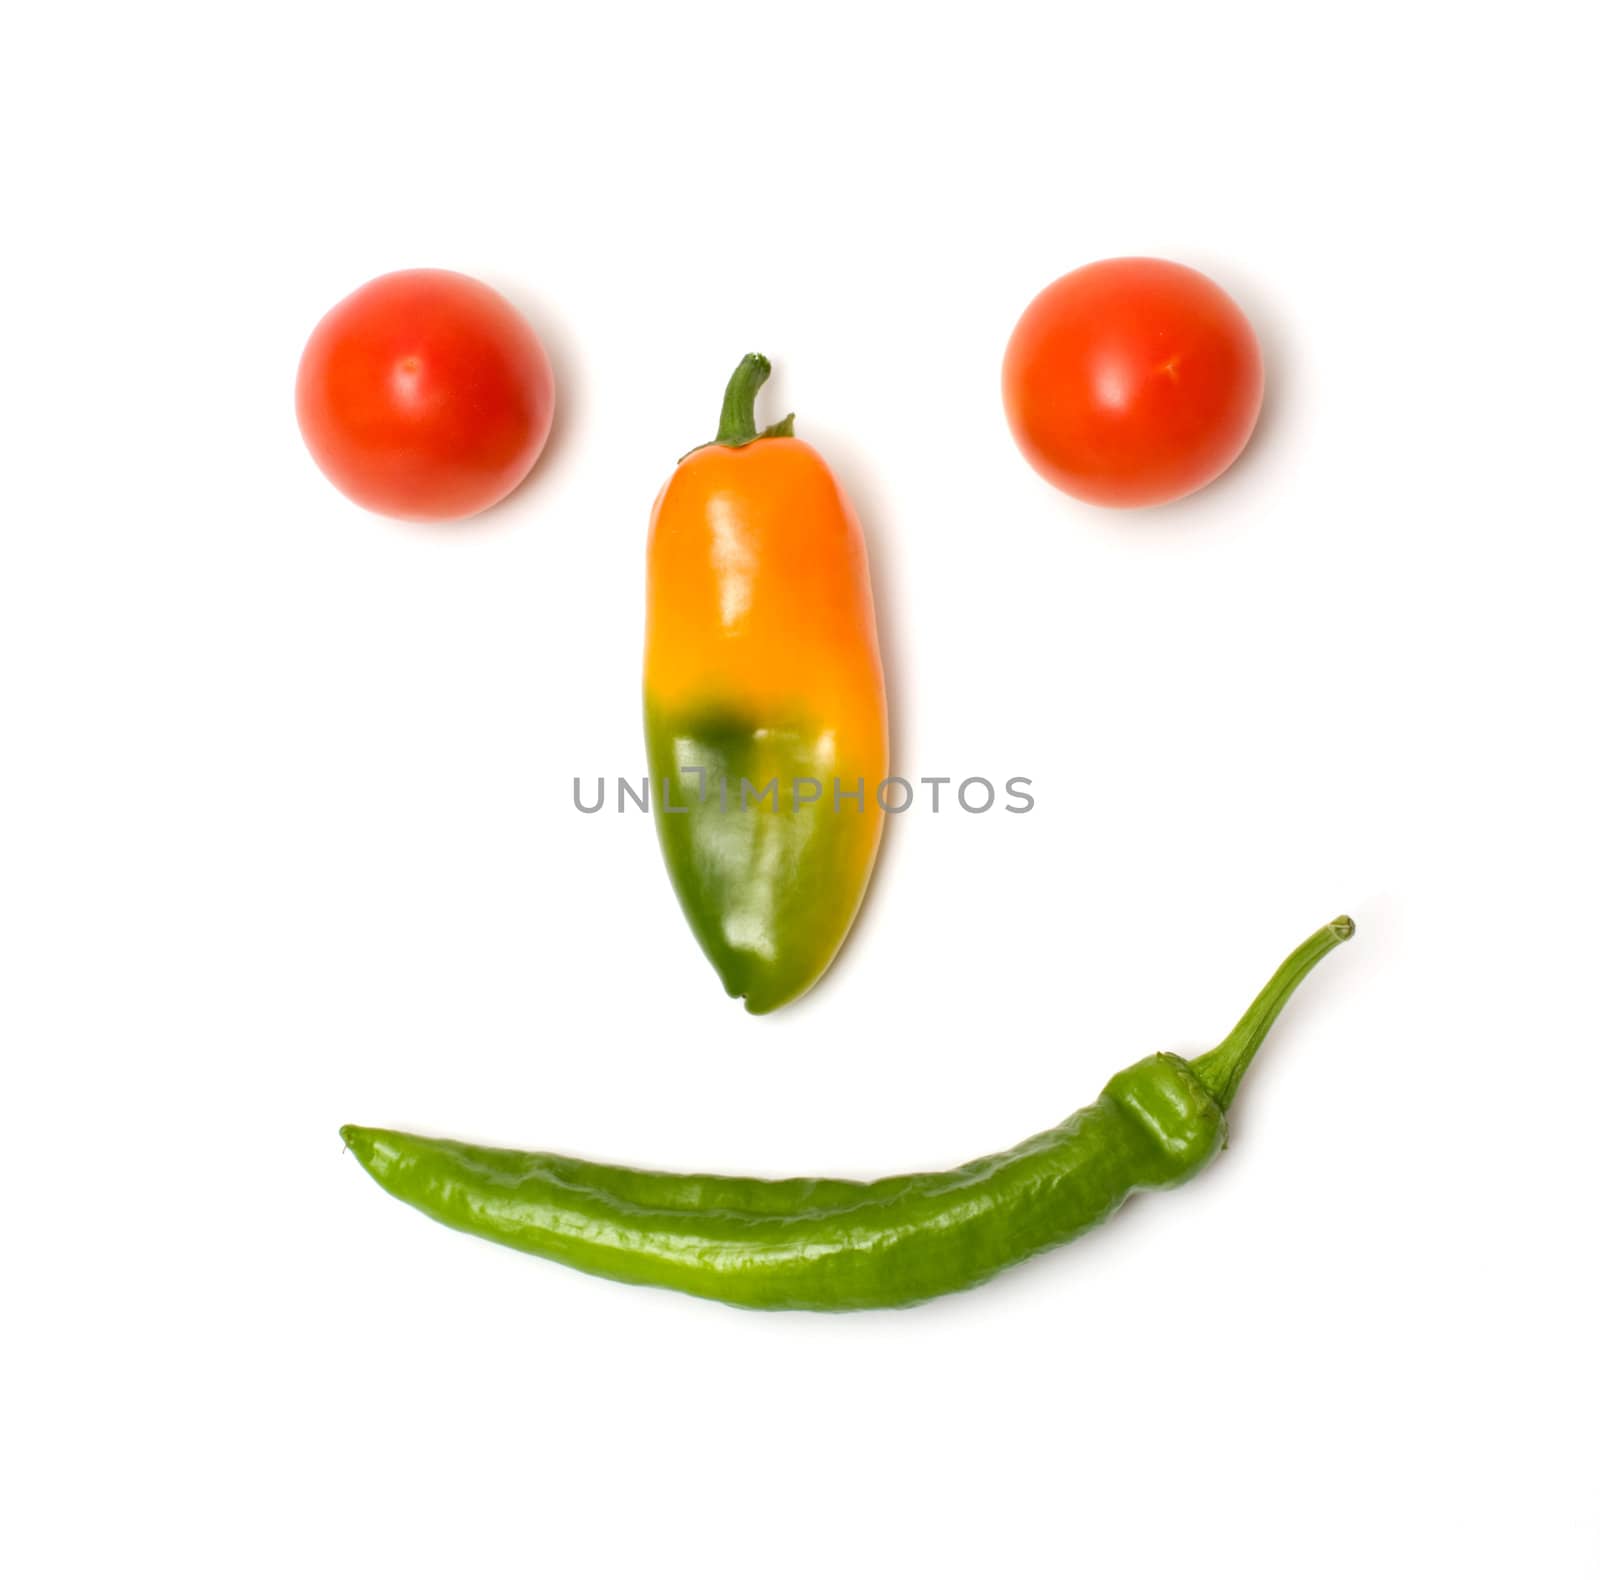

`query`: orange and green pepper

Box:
[643,355,888,1013]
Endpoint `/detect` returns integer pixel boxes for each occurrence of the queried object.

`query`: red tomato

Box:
[296,269,554,522]
[1002,258,1263,509]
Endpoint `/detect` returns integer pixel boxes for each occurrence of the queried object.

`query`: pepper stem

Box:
[1191,917,1355,1112]
[711,353,796,448]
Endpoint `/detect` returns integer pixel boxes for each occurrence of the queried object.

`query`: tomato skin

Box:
[1002,258,1263,509]
[296,269,554,522]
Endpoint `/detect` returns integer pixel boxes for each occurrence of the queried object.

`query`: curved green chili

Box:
[341,917,1353,1311]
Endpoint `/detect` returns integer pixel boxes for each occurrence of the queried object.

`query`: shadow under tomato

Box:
[437,278,583,534]
[1136,258,1291,521]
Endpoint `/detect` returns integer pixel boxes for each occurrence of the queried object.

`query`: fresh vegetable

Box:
[1002,257,1263,508]
[341,916,1353,1311]
[643,354,888,1013]
[296,268,554,522]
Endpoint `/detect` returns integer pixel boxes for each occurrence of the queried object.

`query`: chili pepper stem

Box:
[1191,916,1354,1113]
[710,353,795,449]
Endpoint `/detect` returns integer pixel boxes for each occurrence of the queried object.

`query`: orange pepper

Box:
[644,355,889,1013]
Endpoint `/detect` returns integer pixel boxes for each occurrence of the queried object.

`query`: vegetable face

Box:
[296,269,554,522]
[1002,257,1263,509]
[643,355,889,1013]
[342,917,1353,1311]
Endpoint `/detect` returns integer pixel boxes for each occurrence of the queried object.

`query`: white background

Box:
[3,2,1596,1574]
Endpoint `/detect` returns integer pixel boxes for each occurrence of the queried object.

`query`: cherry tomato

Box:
[1002,257,1263,509]
[296,269,554,522]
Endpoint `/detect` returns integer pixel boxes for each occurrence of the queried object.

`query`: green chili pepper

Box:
[341,917,1353,1311]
